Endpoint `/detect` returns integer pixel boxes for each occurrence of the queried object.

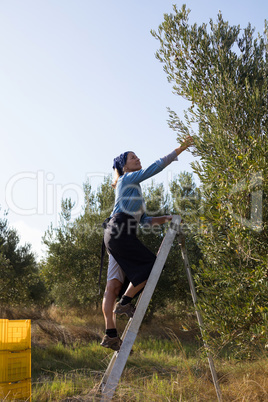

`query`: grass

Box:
[2,306,268,401]
[31,341,268,401]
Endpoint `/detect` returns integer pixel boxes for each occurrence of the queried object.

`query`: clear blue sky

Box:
[1,0,267,259]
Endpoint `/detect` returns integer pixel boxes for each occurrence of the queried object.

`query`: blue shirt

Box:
[111,150,178,225]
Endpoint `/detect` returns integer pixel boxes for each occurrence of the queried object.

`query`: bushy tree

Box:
[0,210,46,306]
[152,4,268,354]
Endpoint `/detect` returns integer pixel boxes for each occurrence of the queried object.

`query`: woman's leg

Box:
[113,280,147,318]
[124,280,147,298]
[102,278,122,329]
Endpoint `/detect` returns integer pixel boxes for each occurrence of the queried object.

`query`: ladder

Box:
[100,215,222,401]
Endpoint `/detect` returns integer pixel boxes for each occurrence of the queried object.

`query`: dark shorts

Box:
[104,213,156,287]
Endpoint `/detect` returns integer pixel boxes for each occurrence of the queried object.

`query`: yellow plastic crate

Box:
[0,379,31,401]
[0,319,31,352]
[0,349,31,383]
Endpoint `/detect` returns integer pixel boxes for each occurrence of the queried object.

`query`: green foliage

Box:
[152,4,268,354]
[0,210,47,306]
[169,171,201,225]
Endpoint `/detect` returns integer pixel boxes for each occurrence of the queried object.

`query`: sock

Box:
[120,295,133,306]
[106,328,118,338]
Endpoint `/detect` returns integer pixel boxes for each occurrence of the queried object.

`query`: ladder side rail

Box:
[101,216,181,401]
[178,235,223,402]
[101,329,137,401]
[101,293,142,390]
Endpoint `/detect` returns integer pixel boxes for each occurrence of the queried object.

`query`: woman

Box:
[101,136,193,351]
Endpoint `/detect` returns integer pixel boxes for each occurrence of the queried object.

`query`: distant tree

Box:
[170,171,201,220]
[137,181,174,317]
[42,177,115,308]
[169,171,203,267]
[0,210,47,306]
[138,177,202,318]
[152,4,268,354]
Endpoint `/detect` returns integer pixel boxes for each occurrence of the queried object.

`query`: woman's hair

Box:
[112,151,132,188]
[112,168,121,188]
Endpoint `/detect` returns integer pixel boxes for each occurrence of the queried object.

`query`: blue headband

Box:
[113,151,130,176]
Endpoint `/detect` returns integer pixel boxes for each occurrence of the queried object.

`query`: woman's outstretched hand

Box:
[175,135,194,156]
[180,135,194,151]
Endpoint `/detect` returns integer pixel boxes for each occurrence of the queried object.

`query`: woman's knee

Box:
[105,279,122,297]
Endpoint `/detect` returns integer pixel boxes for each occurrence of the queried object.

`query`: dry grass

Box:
[1,306,268,401]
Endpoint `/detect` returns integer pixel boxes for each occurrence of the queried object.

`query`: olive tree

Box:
[152,4,268,354]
